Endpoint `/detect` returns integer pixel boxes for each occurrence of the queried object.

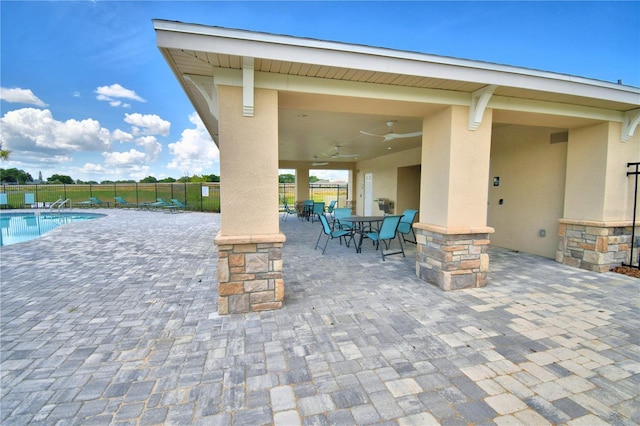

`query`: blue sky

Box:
[1,1,638,183]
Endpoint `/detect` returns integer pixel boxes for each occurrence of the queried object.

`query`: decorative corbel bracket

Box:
[184,74,218,118]
[243,57,254,117]
[622,108,640,142]
[469,85,497,130]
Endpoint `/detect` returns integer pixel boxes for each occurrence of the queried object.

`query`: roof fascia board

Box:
[210,68,624,123]
[155,21,640,107]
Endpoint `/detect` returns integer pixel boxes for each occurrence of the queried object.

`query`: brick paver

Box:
[1,209,638,424]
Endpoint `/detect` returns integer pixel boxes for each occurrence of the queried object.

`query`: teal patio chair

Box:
[363,214,405,261]
[315,213,353,254]
[24,193,36,208]
[325,200,337,217]
[0,193,7,209]
[398,209,419,244]
[332,208,354,232]
[281,201,297,222]
[311,201,325,223]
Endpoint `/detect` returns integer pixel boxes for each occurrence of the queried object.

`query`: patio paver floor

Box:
[1,209,638,425]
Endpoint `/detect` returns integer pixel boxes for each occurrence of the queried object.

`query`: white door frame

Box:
[364,172,373,216]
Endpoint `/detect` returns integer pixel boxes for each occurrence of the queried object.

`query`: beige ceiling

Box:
[277,92,447,163]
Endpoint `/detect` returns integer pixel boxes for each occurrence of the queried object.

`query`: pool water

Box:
[0,212,105,246]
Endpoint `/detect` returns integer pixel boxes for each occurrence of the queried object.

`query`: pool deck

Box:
[1,208,638,425]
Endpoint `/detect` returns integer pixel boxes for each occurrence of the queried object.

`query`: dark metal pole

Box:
[625,162,640,268]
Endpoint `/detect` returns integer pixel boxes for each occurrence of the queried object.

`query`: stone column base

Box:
[214,232,286,314]
[414,224,494,290]
[556,219,634,272]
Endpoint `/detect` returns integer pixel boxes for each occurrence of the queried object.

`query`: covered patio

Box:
[1,209,638,424]
[154,20,640,314]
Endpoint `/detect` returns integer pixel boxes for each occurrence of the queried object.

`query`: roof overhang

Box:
[154,19,640,162]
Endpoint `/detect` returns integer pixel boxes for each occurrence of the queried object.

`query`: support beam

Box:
[622,108,640,142]
[243,57,254,117]
[184,74,218,117]
[469,85,497,130]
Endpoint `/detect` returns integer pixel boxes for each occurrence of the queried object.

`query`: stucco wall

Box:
[396,165,421,216]
[565,122,640,222]
[356,147,421,216]
[487,125,567,258]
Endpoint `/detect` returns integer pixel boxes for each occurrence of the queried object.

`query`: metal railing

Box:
[279,183,349,210]
[1,182,348,213]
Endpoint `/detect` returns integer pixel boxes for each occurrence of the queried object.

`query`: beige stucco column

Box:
[214,86,286,314]
[415,105,494,290]
[296,167,310,202]
[557,122,640,271]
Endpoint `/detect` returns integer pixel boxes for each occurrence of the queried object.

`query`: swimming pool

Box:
[0,212,105,246]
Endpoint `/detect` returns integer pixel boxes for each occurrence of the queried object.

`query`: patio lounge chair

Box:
[114,196,137,208]
[170,199,188,211]
[315,213,352,254]
[76,197,105,208]
[155,198,179,212]
[363,214,405,261]
[0,193,7,209]
[398,209,419,244]
[139,198,169,210]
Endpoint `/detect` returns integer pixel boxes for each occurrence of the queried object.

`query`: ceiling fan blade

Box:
[311,156,329,166]
[360,130,385,138]
[389,131,423,139]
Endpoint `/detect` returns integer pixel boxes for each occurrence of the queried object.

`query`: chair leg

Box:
[401,229,417,244]
[381,236,405,261]
[315,230,324,251]
[322,236,330,254]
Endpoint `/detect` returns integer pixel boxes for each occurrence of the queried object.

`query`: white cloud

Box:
[112,129,134,142]
[124,113,170,136]
[95,83,145,107]
[134,135,162,161]
[103,149,147,166]
[0,108,112,160]
[167,112,219,174]
[0,87,47,107]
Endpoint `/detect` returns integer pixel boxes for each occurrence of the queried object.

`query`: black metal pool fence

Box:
[1,182,348,213]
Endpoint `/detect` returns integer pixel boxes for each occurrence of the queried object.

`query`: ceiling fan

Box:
[311,156,329,166]
[360,120,422,142]
[323,146,359,159]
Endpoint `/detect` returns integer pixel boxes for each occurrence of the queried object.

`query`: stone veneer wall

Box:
[556,219,635,272]
[215,233,286,314]
[414,224,494,290]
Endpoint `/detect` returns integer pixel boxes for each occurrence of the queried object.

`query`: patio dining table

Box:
[339,215,385,253]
